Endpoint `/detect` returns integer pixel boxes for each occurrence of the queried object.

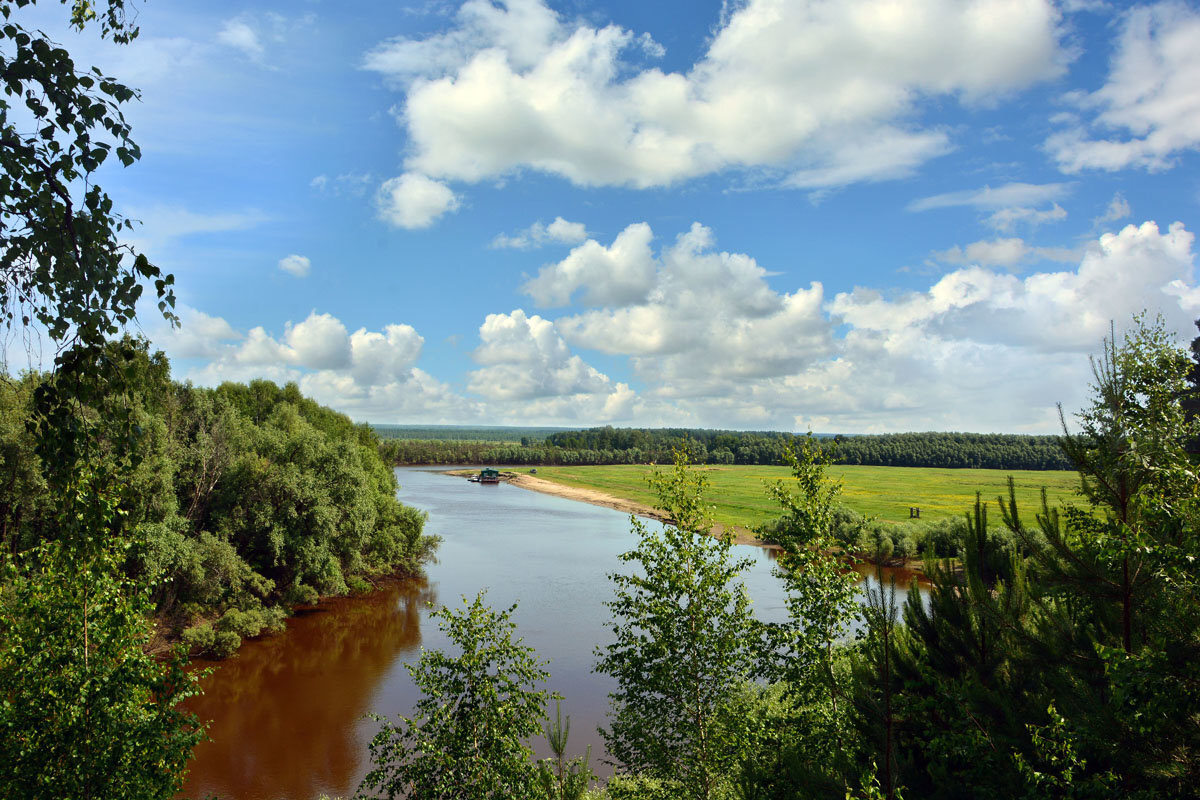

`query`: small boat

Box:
[479,467,501,484]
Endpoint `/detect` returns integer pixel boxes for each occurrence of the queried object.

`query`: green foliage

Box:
[0,469,203,800]
[359,591,549,800]
[0,342,439,658]
[384,427,1072,470]
[757,436,864,793]
[595,447,760,800]
[1,0,175,354]
[838,317,1200,798]
[535,698,596,800]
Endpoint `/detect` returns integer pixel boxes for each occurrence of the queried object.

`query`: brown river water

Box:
[179,467,924,800]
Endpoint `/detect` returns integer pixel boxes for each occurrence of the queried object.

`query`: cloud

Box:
[156,309,479,422]
[833,220,1198,352]
[469,309,607,397]
[1047,3,1200,173]
[931,237,1078,268]
[278,254,311,277]
[217,19,264,60]
[121,205,270,258]
[284,312,352,370]
[376,172,460,229]
[985,203,1068,232]
[151,220,1200,431]
[909,182,1073,212]
[311,172,374,197]
[157,305,243,359]
[553,222,832,387]
[1093,193,1132,226]
[501,219,1198,431]
[523,222,657,306]
[491,216,589,249]
[366,0,1067,190]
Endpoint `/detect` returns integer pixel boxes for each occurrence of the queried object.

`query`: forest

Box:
[380,427,1073,470]
[0,341,438,659]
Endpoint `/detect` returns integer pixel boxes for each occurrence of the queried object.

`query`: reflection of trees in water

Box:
[182,579,436,800]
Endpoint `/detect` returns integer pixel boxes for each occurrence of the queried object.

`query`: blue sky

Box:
[11,0,1200,432]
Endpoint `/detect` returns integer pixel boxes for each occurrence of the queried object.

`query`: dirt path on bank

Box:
[495,472,773,549]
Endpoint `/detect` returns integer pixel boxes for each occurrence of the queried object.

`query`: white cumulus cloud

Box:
[523,222,657,306]
[155,309,478,422]
[376,172,460,229]
[492,216,589,249]
[278,254,311,277]
[494,219,1199,431]
[466,309,641,421]
[366,0,1067,190]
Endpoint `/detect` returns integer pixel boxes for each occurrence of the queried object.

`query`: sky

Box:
[7,0,1200,433]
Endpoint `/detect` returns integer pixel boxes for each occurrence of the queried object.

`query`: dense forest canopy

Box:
[0,340,437,658]
[380,426,1073,470]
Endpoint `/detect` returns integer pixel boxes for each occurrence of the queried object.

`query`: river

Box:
[179,467,924,800]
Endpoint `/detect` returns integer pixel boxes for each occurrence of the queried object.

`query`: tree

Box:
[359,591,550,800]
[1055,316,1198,654]
[757,436,863,793]
[0,467,203,800]
[535,698,595,800]
[861,317,1200,798]
[594,447,760,800]
[1183,318,1200,455]
[1,6,201,796]
[2,0,175,355]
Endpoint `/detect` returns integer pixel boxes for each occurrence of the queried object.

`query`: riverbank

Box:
[447,469,772,548]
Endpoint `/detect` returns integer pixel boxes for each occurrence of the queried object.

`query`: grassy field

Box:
[517,464,1082,528]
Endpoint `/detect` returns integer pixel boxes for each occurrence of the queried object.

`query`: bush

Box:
[181,621,216,654]
[211,629,241,659]
[283,582,320,607]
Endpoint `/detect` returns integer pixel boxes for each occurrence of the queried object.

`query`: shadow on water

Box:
[180,579,436,800]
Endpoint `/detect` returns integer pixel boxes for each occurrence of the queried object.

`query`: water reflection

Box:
[181,580,435,800]
[179,468,927,800]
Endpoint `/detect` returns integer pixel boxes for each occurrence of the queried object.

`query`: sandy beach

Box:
[466,471,772,548]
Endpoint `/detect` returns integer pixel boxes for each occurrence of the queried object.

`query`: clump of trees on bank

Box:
[1,342,438,658]
[361,316,1200,799]
[379,427,1073,471]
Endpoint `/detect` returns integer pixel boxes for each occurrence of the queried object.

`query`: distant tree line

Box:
[372,424,573,442]
[382,427,1073,470]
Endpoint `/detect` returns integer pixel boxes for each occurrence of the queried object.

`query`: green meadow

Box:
[518,464,1083,528]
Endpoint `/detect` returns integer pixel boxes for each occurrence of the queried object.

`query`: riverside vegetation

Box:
[1,342,439,659]
[514,463,1080,567]
[2,3,1199,797]
[359,316,1200,800]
